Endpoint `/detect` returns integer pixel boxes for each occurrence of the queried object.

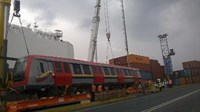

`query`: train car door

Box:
[92,66,104,84]
[116,68,125,83]
[30,59,54,86]
[53,62,72,86]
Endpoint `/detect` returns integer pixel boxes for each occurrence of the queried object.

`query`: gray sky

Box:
[11,0,200,70]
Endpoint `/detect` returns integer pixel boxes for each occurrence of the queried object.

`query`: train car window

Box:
[128,69,132,76]
[92,66,97,74]
[131,70,135,75]
[120,69,124,75]
[63,63,70,73]
[103,67,110,75]
[110,67,116,75]
[83,65,91,74]
[55,62,62,72]
[97,66,103,74]
[73,64,82,74]
[123,69,128,76]
[40,62,45,73]
[131,70,136,75]
[92,66,103,74]
[115,68,120,75]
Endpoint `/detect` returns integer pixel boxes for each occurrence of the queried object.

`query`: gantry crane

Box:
[158,34,175,77]
[88,0,101,62]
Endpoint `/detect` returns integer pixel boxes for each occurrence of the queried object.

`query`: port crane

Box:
[88,0,101,62]
[158,34,175,77]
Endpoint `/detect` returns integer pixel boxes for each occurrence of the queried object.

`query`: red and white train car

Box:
[4,55,141,101]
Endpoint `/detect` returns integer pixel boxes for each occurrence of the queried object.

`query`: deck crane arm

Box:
[87,0,101,62]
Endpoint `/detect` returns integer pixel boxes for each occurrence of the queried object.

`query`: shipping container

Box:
[179,77,186,85]
[130,63,151,72]
[173,70,184,78]
[185,77,193,84]
[150,59,165,80]
[109,54,150,65]
[173,78,179,85]
[183,69,191,77]
[127,54,150,64]
[109,59,115,65]
[139,71,152,80]
[183,60,200,69]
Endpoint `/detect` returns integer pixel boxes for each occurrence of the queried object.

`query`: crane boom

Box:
[120,0,129,66]
[88,0,101,62]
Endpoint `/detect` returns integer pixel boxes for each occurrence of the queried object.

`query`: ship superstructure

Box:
[7,24,74,68]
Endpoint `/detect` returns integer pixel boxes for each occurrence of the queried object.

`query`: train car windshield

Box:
[13,57,27,82]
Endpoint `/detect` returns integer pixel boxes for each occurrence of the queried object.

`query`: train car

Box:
[2,55,141,101]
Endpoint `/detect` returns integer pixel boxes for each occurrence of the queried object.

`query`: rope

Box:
[5,15,14,39]
[106,40,114,63]
[104,0,114,63]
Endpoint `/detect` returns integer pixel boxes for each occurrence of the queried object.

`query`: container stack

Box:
[182,60,200,83]
[173,70,185,85]
[150,59,165,81]
[109,54,152,80]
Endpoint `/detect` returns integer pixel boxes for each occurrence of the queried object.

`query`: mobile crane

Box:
[0,0,11,89]
[87,0,101,62]
[0,1,90,111]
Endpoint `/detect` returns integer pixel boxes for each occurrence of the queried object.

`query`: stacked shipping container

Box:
[109,54,152,80]
[109,54,150,65]
[182,60,200,83]
[150,59,165,81]
[172,70,185,85]
[109,54,165,80]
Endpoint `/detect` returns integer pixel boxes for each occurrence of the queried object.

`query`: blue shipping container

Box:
[139,71,152,80]
[173,79,179,85]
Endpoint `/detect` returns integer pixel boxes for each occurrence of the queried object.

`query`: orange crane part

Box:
[6,94,91,112]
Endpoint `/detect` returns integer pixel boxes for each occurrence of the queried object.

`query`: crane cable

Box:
[104,0,113,63]
[5,0,30,55]
[5,15,30,56]
[19,17,29,55]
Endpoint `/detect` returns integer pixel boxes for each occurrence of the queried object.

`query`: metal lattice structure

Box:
[88,0,101,62]
[158,34,175,77]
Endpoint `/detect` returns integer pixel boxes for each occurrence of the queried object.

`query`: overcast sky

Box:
[11,0,200,70]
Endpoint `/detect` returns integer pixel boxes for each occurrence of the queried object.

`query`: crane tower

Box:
[158,34,175,77]
[88,0,101,62]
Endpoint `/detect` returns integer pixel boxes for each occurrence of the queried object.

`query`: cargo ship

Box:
[7,24,74,68]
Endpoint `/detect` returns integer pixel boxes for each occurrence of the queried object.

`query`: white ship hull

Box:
[7,25,74,68]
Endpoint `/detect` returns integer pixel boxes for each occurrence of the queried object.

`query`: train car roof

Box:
[27,55,139,70]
